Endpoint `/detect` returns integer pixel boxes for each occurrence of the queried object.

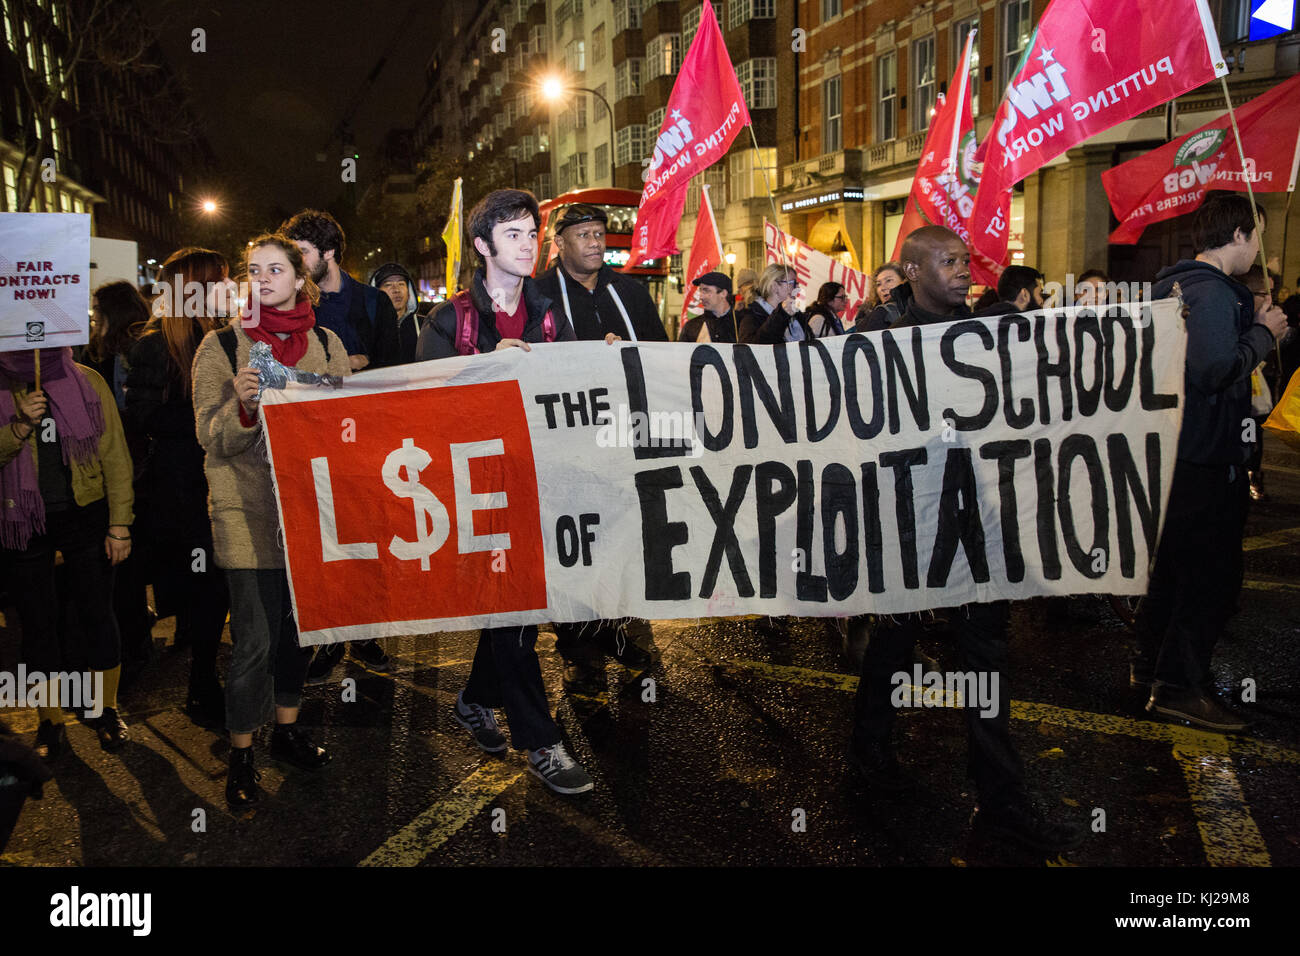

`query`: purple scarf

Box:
[0,348,105,550]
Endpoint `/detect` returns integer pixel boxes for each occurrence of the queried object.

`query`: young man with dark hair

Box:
[849,225,1084,854]
[534,203,665,693]
[1135,192,1288,731]
[415,189,594,795]
[978,264,1044,315]
[282,209,402,373]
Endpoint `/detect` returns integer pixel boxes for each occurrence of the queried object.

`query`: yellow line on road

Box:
[1174,737,1271,867]
[1242,579,1300,594]
[1241,526,1300,552]
[358,760,525,867]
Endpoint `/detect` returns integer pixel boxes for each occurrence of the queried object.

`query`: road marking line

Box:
[728,658,1297,866]
[1242,578,1300,594]
[1241,526,1300,552]
[1173,736,1271,867]
[359,761,525,867]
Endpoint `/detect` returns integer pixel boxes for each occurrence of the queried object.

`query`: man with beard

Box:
[534,204,665,693]
[848,225,1084,855]
[282,210,401,372]
[679,272,738,343]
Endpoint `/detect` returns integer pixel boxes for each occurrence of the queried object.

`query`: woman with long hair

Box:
[854,262,906,332]
[191,233,349,809]
[807,282,849,337]
[1,348,135,760]
[737,263,813,343]
[84,281,151,407]
[126,247,237,727]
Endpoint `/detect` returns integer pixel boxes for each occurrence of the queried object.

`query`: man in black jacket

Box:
[535,204,667,343]
[534,204,664,691]
[850,225,1083,854]
[369,262,424,365]
[415,189,593,796]
[1136,193,1287,731]
[678,271,738,343]
[975,265,1044,318]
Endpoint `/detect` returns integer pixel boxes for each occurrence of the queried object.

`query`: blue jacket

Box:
[1152,260,1275,465]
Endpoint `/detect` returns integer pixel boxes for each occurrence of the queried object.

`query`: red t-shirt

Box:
[494,298,527,341]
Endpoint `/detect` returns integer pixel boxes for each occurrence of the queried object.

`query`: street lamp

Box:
[725,250,737,280]
[201,199,218,214]
[539,74,617,185]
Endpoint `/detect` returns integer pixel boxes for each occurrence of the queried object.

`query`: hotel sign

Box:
[780,187,865,213]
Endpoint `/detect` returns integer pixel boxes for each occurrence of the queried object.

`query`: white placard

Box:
[0,212,91,352]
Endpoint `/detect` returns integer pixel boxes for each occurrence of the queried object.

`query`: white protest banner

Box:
[260,301,1185,646]
[0,212,91,352]
[763,219,870,326]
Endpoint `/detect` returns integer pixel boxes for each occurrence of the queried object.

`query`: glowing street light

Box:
[201,199,218,214]
[538,73,616,183]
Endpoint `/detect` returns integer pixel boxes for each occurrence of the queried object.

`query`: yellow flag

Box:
[442,177,463,295]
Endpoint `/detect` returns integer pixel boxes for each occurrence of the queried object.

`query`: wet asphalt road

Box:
[2,444,1298,869]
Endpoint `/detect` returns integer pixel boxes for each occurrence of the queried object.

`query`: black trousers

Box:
[153,532,228,681]
[2,500,119,674]
[1135,460,1249,690]
[852,601,1025,806]
[463,626,559,752]
[554,618,636,661]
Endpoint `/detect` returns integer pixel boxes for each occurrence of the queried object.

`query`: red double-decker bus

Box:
[535,188,669,313]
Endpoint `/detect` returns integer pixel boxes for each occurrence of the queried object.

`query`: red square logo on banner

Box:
[264,381,547,631]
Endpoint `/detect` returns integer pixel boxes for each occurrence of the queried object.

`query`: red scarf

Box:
[242,295,315,366]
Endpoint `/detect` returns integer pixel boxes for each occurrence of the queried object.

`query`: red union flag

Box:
[970,0,1227,273]
[891,30,1009,284]
[624,1,751,270]
[1104,74,1300,243]
[680,184,724,327]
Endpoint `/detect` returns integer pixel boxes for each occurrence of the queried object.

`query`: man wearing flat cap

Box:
[534,203,666,693]
[679,271,738,343]
[535,203,668,344]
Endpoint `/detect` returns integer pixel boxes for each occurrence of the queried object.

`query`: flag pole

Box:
[702,182,739,340]
[1219,76,1281,368]
[748,124,792,275]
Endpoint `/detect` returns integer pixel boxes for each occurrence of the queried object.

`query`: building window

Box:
[535,172,553,199]
[1215,0,1251,42]
[613,0,641,33]
[681,1,718,39]
[730,146,776,201]
[648,106,665,135]
[728,0,775,31]
[704,165,726,210]
[1001,0,1033,87]
[738,58,777,110]
[877,51,897,141]
[594,143,609,179]
[615,124,647,167]
[822,0,842,21]
[530,24,548,55]
[646,33,681,80]
[591,23,605,63]
[566,38,585,72]
[615,58,643,100]
[3,164,17,211]
[912,35,936,132]
[953,17,981,116]
[823,75,842,153]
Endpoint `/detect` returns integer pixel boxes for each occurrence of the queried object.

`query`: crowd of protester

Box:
[1,189,1296,855]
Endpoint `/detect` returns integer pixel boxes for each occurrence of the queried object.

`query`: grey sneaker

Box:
[528,742,593,794]
[453,691,507,753]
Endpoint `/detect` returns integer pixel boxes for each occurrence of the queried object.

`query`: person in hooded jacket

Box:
[369,262,424,365]
[1135,193,1287,733]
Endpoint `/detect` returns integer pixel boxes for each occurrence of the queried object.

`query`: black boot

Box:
[269,724,331,770]
[225,746,261,809]
[185,668,226,729]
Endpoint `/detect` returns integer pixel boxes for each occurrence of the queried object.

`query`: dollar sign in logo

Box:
[382,438,450,570]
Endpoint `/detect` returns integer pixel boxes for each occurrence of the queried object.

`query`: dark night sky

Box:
[139,0,457,222]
